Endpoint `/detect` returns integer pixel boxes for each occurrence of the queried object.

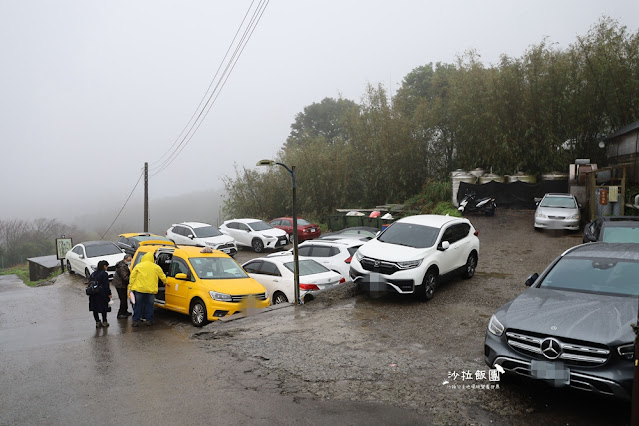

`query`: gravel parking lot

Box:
[192,210,631,425]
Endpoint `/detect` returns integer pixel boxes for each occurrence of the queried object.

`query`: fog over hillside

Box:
[70,187,227,241]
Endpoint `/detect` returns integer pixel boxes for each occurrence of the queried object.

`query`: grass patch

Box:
[0,263,62,287]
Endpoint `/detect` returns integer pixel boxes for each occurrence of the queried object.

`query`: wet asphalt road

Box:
[0,274,424,425]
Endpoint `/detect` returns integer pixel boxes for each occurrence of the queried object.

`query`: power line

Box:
[100,169,144,239]
[149,0,258,169]
[150,0,270,177]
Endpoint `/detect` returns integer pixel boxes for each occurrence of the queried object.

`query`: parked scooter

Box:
[458,192,497,216]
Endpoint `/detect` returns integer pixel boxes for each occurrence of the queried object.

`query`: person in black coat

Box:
[89,260,112,328]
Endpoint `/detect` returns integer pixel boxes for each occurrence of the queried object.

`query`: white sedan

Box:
[242,255,344,304]
[65,240,126,280]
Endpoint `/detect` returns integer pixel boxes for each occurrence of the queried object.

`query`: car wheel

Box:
[418,268,438,301]
[272,291,288,305]
[288,234,294,244]
[67,260,74,274]
[190,299,209,327]
[252,238,264,253]
[85,268,91,280]
[463,253,477,279]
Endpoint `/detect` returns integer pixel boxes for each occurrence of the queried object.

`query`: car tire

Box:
[272,291,288,305]
[85,268,91,280]
[418,268,438,301]
[288,234,294,244]
[190,299,209,327]
[67,260,74,274]
[462,253,477,279]
[252,238,264,253]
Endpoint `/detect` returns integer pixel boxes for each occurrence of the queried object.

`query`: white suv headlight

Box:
[355,251,364,261]
[488,314,504,336]
[535,212,546,218]
[210,291,232,302]
[397,259,423,269]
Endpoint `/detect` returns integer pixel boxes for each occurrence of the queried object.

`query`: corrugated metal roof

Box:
[27,255,60,268]
[605,119,639,141]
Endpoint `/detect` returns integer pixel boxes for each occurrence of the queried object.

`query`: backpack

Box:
[85,274,100,296]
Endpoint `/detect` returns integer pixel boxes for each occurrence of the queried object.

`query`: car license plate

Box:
[530,360,569,385]
[310,228,315,232]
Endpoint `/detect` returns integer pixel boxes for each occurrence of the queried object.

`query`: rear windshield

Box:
[86,243,122,258]
[540,196,576,208]
[132,235,172,242]
[193,226,223,238]
[602,226,639,243]
[284,259,329,275]
[189,257,248,279]
[377,222,439,248]
[538,257,639,297]
[347,246,362,256]
[297,219,311,226]
[248,221,272,231]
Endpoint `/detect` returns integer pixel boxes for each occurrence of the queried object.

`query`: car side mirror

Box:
[438,241,450,251]
[525,273,539,286]
[175,273,188,280]
[79,255,84,259]
[188,234,194,239]
[586,234,596,242]
[121,249,126,253]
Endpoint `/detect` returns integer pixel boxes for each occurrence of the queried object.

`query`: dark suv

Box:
[583,216,639,243]
[485,243,639,399]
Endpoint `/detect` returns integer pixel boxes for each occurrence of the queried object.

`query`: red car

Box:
[268,217,321,242]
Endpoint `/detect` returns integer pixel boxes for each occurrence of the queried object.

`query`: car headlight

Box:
[488,314,504,336]
[355,251,364,261]
[535,212,546,218]
[90,265,97,271]
[397,259,423,269]
[209,291,232,302]
[570,214,580,220]
[617,343,634,360]
[205,242,216,247]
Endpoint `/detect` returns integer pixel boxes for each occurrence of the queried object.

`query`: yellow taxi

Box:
[131,244,270,326]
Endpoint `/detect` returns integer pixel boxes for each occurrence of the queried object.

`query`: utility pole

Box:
[144,162,149,232]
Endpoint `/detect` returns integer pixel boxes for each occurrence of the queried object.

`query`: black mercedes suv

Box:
[485,243,639,399]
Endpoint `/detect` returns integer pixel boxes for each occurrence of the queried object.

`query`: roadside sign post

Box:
[56,236,73,272]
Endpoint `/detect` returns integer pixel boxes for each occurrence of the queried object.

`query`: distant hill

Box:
[71,188,227,240]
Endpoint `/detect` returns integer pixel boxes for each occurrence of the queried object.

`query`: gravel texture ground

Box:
[191,210,630,425]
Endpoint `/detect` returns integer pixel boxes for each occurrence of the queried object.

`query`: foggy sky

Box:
[1,0,636,226]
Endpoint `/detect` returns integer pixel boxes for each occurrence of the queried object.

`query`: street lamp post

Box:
[256,160,300,305]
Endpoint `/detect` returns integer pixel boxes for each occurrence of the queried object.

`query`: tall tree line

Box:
[224,18,639,222]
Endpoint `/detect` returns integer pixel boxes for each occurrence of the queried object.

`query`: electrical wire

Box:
[150,0,269,177]
[149,0,257,169]
[100,169,144,239]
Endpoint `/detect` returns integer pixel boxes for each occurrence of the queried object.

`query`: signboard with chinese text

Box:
[56,238,73,260]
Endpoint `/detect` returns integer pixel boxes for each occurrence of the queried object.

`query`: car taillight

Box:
[299,283,319,290]
[339,277,345,284]
[474,230,479,236]
[344,256,352,264]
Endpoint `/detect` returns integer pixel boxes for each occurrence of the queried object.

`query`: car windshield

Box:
[248,221,272,231]
[284,259,330,275]
[193,226,223,238]
[540,196,576,208]
[188,257,249,279]
[85,243,122,257]
[602,225,639,243]
[377,222,439,248]
[538,257,639,297]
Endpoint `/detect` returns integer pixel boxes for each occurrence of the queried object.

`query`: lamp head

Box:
[256,159,275,166]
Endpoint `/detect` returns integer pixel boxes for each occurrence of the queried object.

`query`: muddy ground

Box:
[187,210,631,425]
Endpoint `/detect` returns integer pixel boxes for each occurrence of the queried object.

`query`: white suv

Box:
[349,215,479,300]
[166,222,237,256]
[220,219,288,253]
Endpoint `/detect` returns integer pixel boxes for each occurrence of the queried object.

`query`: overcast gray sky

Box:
[1,0,636,224]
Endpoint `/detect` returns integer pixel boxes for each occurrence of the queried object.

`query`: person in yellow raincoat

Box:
[129,252,167,327]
